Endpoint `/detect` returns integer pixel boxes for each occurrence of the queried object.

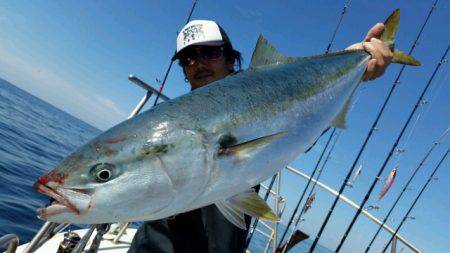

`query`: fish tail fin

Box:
[381,9,421,66]
[392,49,421,66]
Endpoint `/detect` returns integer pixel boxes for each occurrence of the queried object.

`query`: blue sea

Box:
[0,78,331,252]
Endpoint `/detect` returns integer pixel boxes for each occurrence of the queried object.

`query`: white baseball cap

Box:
[172,20,232,60]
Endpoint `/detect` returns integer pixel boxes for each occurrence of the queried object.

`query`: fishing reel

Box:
[57,231,80,253]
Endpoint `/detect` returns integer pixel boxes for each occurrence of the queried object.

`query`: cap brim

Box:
[171,41,225,61]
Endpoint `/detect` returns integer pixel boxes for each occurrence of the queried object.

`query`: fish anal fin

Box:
[215,201,246,230]
[219,132,287,160]
[225,190,279,222]
[331,99,351,129]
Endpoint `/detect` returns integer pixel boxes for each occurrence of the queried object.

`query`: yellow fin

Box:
[381,9,400,49]
[226,190,279,222]
[380,9,421,66]
[392,50,421,66]
[219,132,287,160]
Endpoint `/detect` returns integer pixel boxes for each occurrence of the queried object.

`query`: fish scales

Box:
[34,49,369,224]
[34,10,421,224]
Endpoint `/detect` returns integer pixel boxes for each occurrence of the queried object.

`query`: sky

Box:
[0,0,449,252]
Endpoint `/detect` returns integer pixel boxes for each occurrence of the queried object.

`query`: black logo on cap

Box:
[182,24,205,46]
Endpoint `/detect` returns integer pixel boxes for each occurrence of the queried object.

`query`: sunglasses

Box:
[178,46,224,67]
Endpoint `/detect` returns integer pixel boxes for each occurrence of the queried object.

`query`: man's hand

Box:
[346,23,393,81]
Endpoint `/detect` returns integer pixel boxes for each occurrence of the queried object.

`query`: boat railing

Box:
[250,172,287,253]
[0,234,19,253]
[282,165,421,253]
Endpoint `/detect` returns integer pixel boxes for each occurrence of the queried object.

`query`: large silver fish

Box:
[34,10,419,228]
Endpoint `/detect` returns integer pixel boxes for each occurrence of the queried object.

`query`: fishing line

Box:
[309,1,439,251]
[276,1,352,248]
[152,0,198,106]
[365,127,449,252]
[325,0,351,54]
[379,63,448,211]
[279,134,340,253]
[277,127,336,247]
[381,147,449,252]
[281,132,341,251]
[392,63,448,167]
[281,85,365,251]
[420,62,449,119]
[388,98,427,173]
[334,44,449,252]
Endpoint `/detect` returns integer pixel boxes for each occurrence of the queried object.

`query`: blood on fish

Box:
[38,169,66,185]
[105,135,128,144]
[103,145,117,155]
[93,141,116,156]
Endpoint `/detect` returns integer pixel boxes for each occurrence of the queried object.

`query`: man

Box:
[129,19,392,253]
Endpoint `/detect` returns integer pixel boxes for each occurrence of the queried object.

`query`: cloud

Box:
[0,49,127,130]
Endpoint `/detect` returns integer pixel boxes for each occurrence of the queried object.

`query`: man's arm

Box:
[346,23,394,81]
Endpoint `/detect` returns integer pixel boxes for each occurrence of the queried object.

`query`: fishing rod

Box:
[335,44,449,252]
[325,0,351,54]
[295,133,340,224]
[287,83,365,246]
[244,174,278,248]
[277,132,341,252]
[364,127,449,252]
[277,128,336,246]
[381,148,449,253]
[152,0,198,106]
[309,1,439,251]
[277,0,351,247]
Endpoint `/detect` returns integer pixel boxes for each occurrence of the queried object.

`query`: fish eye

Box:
[90,163,115,183]
[96,169,111,182]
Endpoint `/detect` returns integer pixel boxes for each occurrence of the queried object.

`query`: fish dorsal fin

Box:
[217,189,279,227]
[249,35,301,69]
[331,98,351,129]
[219,132,287,160]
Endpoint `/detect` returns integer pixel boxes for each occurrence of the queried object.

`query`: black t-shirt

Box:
[128,204,252,253]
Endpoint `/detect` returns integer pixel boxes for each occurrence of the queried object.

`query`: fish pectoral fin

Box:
[215,201,246,230]
[224,189,279,222]
[331,99,351,129]
[219,132,287,160]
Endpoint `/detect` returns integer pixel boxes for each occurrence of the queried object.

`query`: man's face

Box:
[179,46,234,90]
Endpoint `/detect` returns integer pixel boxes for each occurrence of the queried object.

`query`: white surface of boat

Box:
[15,227,137,253]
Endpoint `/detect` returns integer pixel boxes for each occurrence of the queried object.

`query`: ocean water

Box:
[0,78,100,242]
[0,78,331,252]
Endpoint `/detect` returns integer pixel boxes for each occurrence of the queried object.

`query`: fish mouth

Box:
[34,182,92,220]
